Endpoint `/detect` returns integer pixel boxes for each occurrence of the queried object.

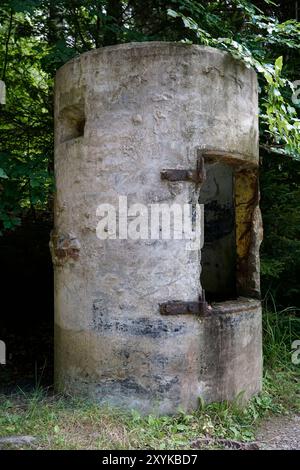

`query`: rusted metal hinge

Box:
[160,152,206,184]
[159,293,209,317]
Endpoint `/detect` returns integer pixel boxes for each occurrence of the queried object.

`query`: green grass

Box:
[0,305,299,450]
[263,300,300,369]
[0,372,298,450]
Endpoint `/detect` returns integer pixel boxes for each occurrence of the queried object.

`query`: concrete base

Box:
[55,298,262,414]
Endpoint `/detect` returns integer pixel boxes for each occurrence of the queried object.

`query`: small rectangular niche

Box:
[59,103,85,143]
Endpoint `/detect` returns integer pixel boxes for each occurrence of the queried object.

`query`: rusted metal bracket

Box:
[161,152,206,184]
[159,293,209,317]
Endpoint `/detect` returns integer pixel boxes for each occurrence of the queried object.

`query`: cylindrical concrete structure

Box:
[52,43,262,414]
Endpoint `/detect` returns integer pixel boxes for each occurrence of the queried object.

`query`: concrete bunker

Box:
[52,42,263,414]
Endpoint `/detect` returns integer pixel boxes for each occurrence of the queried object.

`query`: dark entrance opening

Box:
[0,214,53,393]
[200,161,236,302]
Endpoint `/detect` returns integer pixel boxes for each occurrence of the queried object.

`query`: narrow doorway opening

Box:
[199,161,236,302]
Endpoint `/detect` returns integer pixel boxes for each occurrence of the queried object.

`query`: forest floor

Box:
[0,368,299,450]
[0,400,299,450]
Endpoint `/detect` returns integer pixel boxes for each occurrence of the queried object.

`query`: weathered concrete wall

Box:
[53,42,262,414]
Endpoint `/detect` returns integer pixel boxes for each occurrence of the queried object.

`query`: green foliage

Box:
[167,4,300,159]
[260,153,300,306]
[0,3,54,230]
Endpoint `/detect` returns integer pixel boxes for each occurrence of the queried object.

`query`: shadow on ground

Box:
[0,214,53,392]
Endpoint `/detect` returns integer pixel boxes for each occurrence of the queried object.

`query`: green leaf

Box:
[275,56,283,73]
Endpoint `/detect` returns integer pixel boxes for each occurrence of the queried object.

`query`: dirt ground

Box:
[256,414,300,450]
